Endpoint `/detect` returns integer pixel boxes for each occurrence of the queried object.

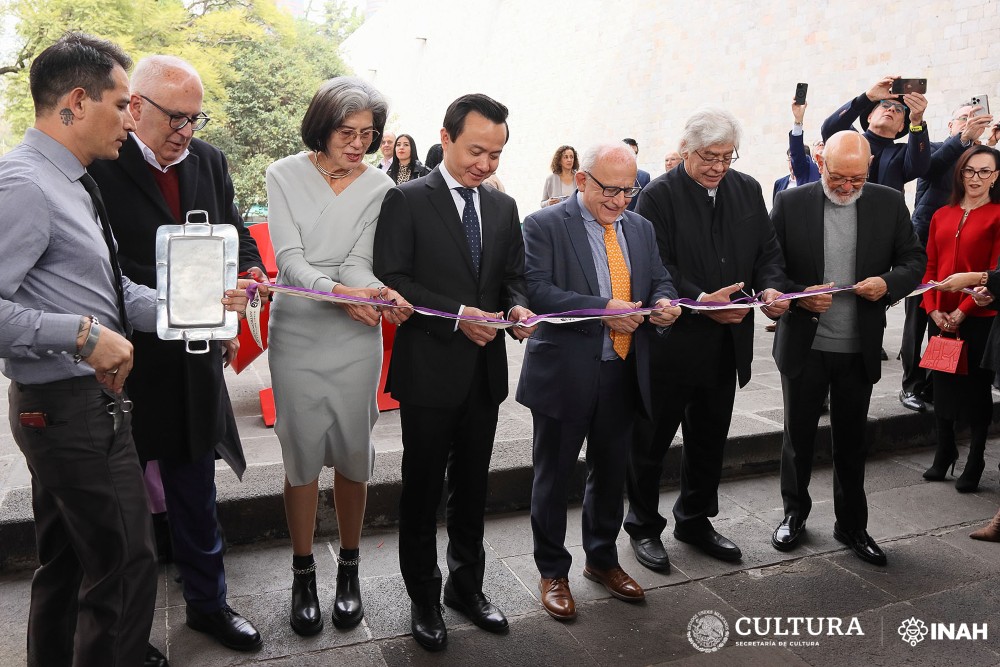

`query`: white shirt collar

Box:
[130,132,189,172]
[439,163,473,193]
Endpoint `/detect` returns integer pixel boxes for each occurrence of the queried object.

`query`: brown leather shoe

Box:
[539,577,576,620]
[582,565,645,602]
[970,509,1000,542]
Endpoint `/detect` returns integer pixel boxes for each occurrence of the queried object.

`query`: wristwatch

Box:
[981,271,989,286]
[73,316,100,364]
[909,124,924,133]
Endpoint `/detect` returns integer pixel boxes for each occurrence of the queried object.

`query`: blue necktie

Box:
[455,187,482,275]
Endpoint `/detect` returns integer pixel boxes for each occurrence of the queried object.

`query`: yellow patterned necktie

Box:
[603,223,631,359]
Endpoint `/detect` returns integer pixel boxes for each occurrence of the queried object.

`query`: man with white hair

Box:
[624,107,788,571]
[517,142,680,620]
[769,131,925,565]
[89,55,265,652]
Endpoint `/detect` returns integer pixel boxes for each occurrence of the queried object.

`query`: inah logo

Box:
[688,610,730,653]
[898,617,929,646]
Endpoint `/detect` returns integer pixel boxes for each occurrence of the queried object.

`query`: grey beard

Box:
[821,179,863,206]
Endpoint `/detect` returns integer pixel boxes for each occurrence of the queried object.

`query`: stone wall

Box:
[343,0,1000,216]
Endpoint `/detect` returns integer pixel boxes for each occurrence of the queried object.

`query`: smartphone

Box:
[970,94,990,117]
[794,82,808,105]
[890,78,927,95]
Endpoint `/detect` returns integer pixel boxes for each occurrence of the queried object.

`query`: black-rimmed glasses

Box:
[878,100,907,114]
[584,171,641,198]
[827,173,868,188]
[693,149,739,165]
[140,95,211,131]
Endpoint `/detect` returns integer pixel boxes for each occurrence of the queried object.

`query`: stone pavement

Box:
[1,441,998,666]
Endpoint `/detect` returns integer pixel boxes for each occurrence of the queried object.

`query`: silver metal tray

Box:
[155,210,239,353]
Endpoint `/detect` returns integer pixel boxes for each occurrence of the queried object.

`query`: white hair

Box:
[131,55,202,95]
[579,142,637,172]
[679,106,742,152]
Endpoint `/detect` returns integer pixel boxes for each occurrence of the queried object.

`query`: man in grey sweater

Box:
[767,132,926,566]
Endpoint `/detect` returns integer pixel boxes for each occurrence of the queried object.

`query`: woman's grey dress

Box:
[265,153,393,485]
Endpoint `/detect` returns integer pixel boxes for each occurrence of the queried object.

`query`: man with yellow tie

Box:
[515,142,681,621]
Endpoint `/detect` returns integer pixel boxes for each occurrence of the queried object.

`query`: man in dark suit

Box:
[374,94,535,651]
[769,131,925,565]
[89,55,264,652]
[623,138,651,212]
[517,143,680,621]
[624,107,788,571]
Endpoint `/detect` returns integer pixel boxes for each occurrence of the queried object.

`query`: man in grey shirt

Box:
[769,132,925,566]
[0,34,247,667]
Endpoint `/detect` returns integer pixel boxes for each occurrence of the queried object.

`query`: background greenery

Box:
[0,0,362,216]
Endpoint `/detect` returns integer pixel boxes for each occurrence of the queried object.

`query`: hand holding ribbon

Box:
[509,305,537,341]
[459,306,502,346]
[798,283,835,313]
[603,299,644,333]
[971,286,994,307]
[334,285,384,326]
[758,288,789,320]
[854,276,888,301]
[649,299,682,327]
[381,287,413,325]
[701,283,751,324]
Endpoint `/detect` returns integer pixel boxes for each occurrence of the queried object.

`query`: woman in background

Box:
[386,133,430,184]
[541,144,578,207]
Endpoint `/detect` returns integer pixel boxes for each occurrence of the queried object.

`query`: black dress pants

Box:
[779,350,873,531]
[625,349,737,538]
[900,294,932,397]
[397,353,499,605]
[10,377,156,667]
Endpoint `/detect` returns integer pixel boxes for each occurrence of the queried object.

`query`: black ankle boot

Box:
[924,420,959,481]
[290,557,323,636]
[332,550,363,629]
[956,440,987,493]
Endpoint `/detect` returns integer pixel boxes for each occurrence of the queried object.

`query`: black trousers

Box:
[625,353,738,538]
[779,350,873,531]
[530,358,635,578]
[900,294,932,396]
[397,353,499,605]
[10,377,156,667]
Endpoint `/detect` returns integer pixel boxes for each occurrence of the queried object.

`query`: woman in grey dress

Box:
[265,77,411,636]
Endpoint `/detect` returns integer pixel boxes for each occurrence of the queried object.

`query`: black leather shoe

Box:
[443,580,508,633]
[145,643,169,667]
[331,556,364,629]
[833,524,887,566]
[898,390,926,412]
[290,566,323,636]
[410,602,447,651]
[673,527,742,561]
[186,605,263,651]
[771,516,805,551]
[880,347,889,361]
[630,536,670,572]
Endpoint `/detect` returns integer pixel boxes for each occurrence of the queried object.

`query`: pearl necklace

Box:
[312,151,356,180]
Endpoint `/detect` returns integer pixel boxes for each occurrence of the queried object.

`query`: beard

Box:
[821,178,863,206]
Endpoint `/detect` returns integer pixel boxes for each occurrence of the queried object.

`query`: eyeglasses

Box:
[878,100,907,114]
[334,126,380,146]
[139,95,210,131]
[693,149,739,165]
[584,171,641,198]
[826,173,868,188]
[961,167,997,180]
